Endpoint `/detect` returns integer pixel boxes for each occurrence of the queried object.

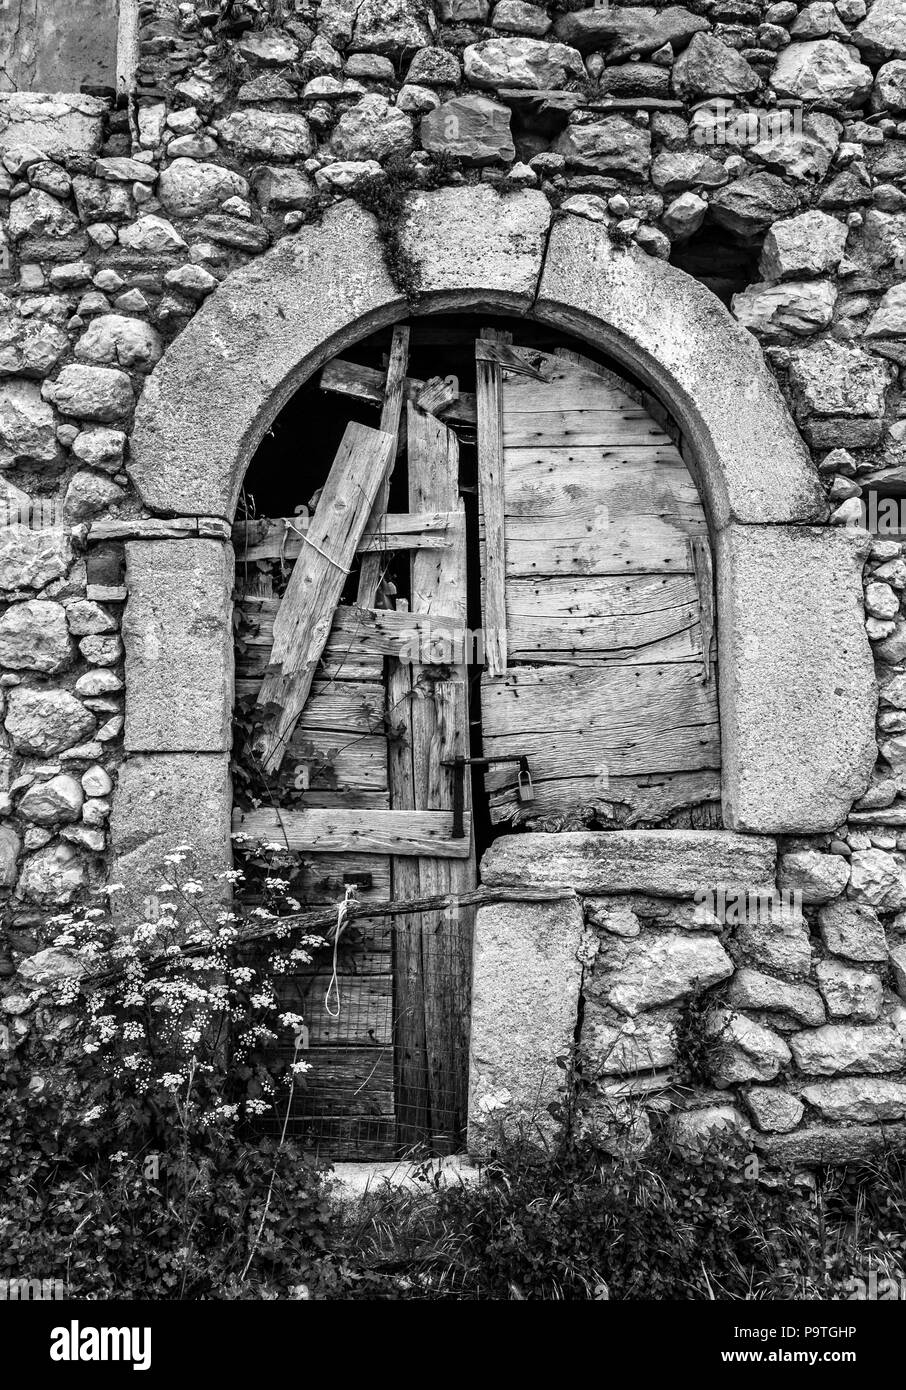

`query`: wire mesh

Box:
[253,918,468,1160]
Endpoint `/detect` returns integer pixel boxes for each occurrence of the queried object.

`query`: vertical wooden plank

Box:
[389,404,476,1150]
[690,536,716,684]
[387,602,431,1146]
[254,422,394,772]
[356,325,411,609]
[476,328,508,677]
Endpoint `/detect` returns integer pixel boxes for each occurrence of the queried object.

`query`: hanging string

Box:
[324,883,355,1019]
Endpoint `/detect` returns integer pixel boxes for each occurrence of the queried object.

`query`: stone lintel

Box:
[480,830,777,898]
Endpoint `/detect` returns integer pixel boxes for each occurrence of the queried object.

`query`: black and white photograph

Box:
[0,0,905,1363]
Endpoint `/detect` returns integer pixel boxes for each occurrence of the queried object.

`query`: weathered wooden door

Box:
[233,329,477,1156]
[475,337,720,827]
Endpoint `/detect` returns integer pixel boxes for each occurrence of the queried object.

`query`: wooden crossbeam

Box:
[233,807,471,858]
[233,510,460,563]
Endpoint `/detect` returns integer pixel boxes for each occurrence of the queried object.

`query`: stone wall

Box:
[3,0,906,1159]
[470,832,906,1163]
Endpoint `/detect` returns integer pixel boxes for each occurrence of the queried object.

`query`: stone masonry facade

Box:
[7,0,906,1162]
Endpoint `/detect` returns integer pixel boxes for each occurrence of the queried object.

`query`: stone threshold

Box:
[327,1155,480,1202]
[480,829,778,897]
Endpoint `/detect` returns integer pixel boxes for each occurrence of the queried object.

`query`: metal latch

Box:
[441,755,534,838]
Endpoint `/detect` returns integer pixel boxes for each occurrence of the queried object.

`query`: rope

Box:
[324,883,356,1019]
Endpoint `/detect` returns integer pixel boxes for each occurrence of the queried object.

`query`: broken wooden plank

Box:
[253,422,394,773]
[416,374,460,416]
[475,340,552,380]
[319,356,477,425]
[237,601,471,679]
[476,329,508,677]
[357,324,410,609]
[233,807,472,858]
[233,510,460,563]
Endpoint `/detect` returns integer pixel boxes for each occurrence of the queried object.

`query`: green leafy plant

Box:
[1,848,333,1297]
[354,153,463,303]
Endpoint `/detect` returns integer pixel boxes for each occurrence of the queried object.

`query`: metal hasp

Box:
[441,755,534,838]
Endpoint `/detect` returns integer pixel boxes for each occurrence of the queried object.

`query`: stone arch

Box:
[130,187,824,529]
[115,186,876,892]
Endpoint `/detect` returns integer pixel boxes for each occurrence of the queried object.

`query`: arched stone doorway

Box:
[110,188,877,1155]
[118,189,874,859]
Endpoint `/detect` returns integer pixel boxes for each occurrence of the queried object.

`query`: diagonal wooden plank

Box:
[253,421,394,772]
[357,325,410,609]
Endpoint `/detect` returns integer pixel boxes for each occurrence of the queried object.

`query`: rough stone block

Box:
[670,1104,751,1155]
[800,1077,906,1122]
[717,525,876,833]
[0,93,107,160]
[468,897,584,1154]
[400,185,550,311]
[589,929,733,1016]
[122,540,233,753]
[480,830,777,897]
[744,1087,804,1132]
[711,1010,792,1086]
[581,1000,678,1075]
[816,959,883,1022]
[789,1022,906,1075]
[779,849,851,903]
[734,913,812,978]
[728,966,825,1026]
[819,899,889,961]
[109,752,232,904]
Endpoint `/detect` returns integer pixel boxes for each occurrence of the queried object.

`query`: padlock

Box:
[517,760,535,803]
